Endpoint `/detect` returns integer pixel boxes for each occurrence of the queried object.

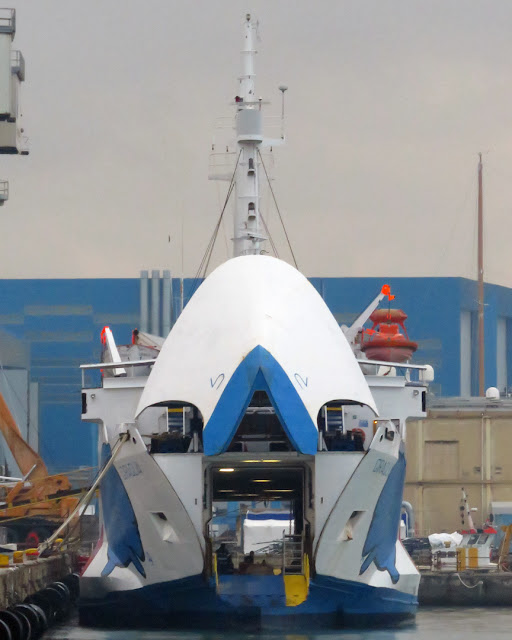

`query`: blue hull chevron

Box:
[203,345,318,455]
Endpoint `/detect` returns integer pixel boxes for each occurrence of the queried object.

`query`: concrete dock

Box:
[0,553,73,608]
[3,553,512,610]
[419,570,512,606]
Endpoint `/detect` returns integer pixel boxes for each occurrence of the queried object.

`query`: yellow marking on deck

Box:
[213,553,219,590]
[284,574,308,607]
[284,554,310,606]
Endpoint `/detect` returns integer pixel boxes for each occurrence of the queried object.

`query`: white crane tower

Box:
[0,8,28,205]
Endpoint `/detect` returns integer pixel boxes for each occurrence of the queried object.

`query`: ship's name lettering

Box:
[119,461,143,479]
[373,459,392,476]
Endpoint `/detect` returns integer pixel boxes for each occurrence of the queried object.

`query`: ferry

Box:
[78,14,434,629]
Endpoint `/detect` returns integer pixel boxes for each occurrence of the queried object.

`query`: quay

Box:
[419,570,512,606]
[3,549,512,615]
[0,552,73,608]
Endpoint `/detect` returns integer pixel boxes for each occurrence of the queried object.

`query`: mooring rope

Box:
[454,573,484,589]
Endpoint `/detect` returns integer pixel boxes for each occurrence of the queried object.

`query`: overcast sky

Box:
[1,1,512,286]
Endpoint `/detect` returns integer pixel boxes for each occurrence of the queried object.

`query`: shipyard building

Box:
[0,273,510,473]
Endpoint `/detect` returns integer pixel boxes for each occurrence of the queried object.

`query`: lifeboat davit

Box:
[360,309,418,363]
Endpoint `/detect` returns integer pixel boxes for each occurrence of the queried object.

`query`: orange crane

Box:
[0,393,79,546]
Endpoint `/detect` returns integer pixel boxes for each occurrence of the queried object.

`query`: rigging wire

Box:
[189,150,242,298]
[259,212,279,258]
[257,148,299,270]
[414,166,477,311]
[214,174,230,257]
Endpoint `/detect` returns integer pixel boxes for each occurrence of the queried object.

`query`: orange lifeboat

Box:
[360,309,418,363]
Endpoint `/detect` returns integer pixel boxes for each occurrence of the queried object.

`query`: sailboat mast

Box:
[477,152,485,396]
[233,14,266,257]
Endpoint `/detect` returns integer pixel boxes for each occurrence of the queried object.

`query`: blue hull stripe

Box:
[99,443,145,578]
[203,345,318,455]
[79,572,417,628]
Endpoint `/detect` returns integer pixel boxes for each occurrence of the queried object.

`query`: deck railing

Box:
[282,533,303,575]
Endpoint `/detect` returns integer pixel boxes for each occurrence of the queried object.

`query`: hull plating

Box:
[78,573,417,629]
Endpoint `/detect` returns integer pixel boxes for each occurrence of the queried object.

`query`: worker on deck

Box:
[216,543,234,574]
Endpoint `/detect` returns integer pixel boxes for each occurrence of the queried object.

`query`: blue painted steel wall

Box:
[0,275,510,472]
[0,279,139,473]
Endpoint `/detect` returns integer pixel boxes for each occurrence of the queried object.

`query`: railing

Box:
[357,358,432,384]
[0,8,15,33]
[208,149,275,181]
[282,533,303,575]
[11,50,24,80]
[80,359,156,387]
[208,151,237,180]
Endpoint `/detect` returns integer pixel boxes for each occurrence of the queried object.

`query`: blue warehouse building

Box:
[0,274,510,474]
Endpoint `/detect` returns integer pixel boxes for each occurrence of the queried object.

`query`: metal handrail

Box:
[357,358,428,371]
[282,533,303,575]
[80,359,156,387]
[10,50,24,80]
[0,8,14,30]
[80,359,157,370]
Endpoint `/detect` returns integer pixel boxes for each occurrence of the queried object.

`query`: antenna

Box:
[477,152,484,396]
[279,85,288,139]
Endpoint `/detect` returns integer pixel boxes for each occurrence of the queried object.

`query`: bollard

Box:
[0,554,9,567]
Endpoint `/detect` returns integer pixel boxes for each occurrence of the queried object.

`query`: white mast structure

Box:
[233,14,266,257]
[209,14,285,259]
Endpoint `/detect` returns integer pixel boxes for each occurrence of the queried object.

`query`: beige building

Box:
[404,397,512,535]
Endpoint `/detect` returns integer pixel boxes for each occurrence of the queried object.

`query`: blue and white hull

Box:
[79,341,422,628]
[78,14,430,629]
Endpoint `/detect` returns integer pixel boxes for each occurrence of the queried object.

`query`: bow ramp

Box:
[136,255,377,451]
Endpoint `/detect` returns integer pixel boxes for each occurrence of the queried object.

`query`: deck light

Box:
[219,468,235,472]
[263,489,294,492]
[252,479,272,483]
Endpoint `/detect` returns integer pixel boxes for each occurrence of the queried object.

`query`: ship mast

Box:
[477,152,485,396]
[233,14,266,257]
